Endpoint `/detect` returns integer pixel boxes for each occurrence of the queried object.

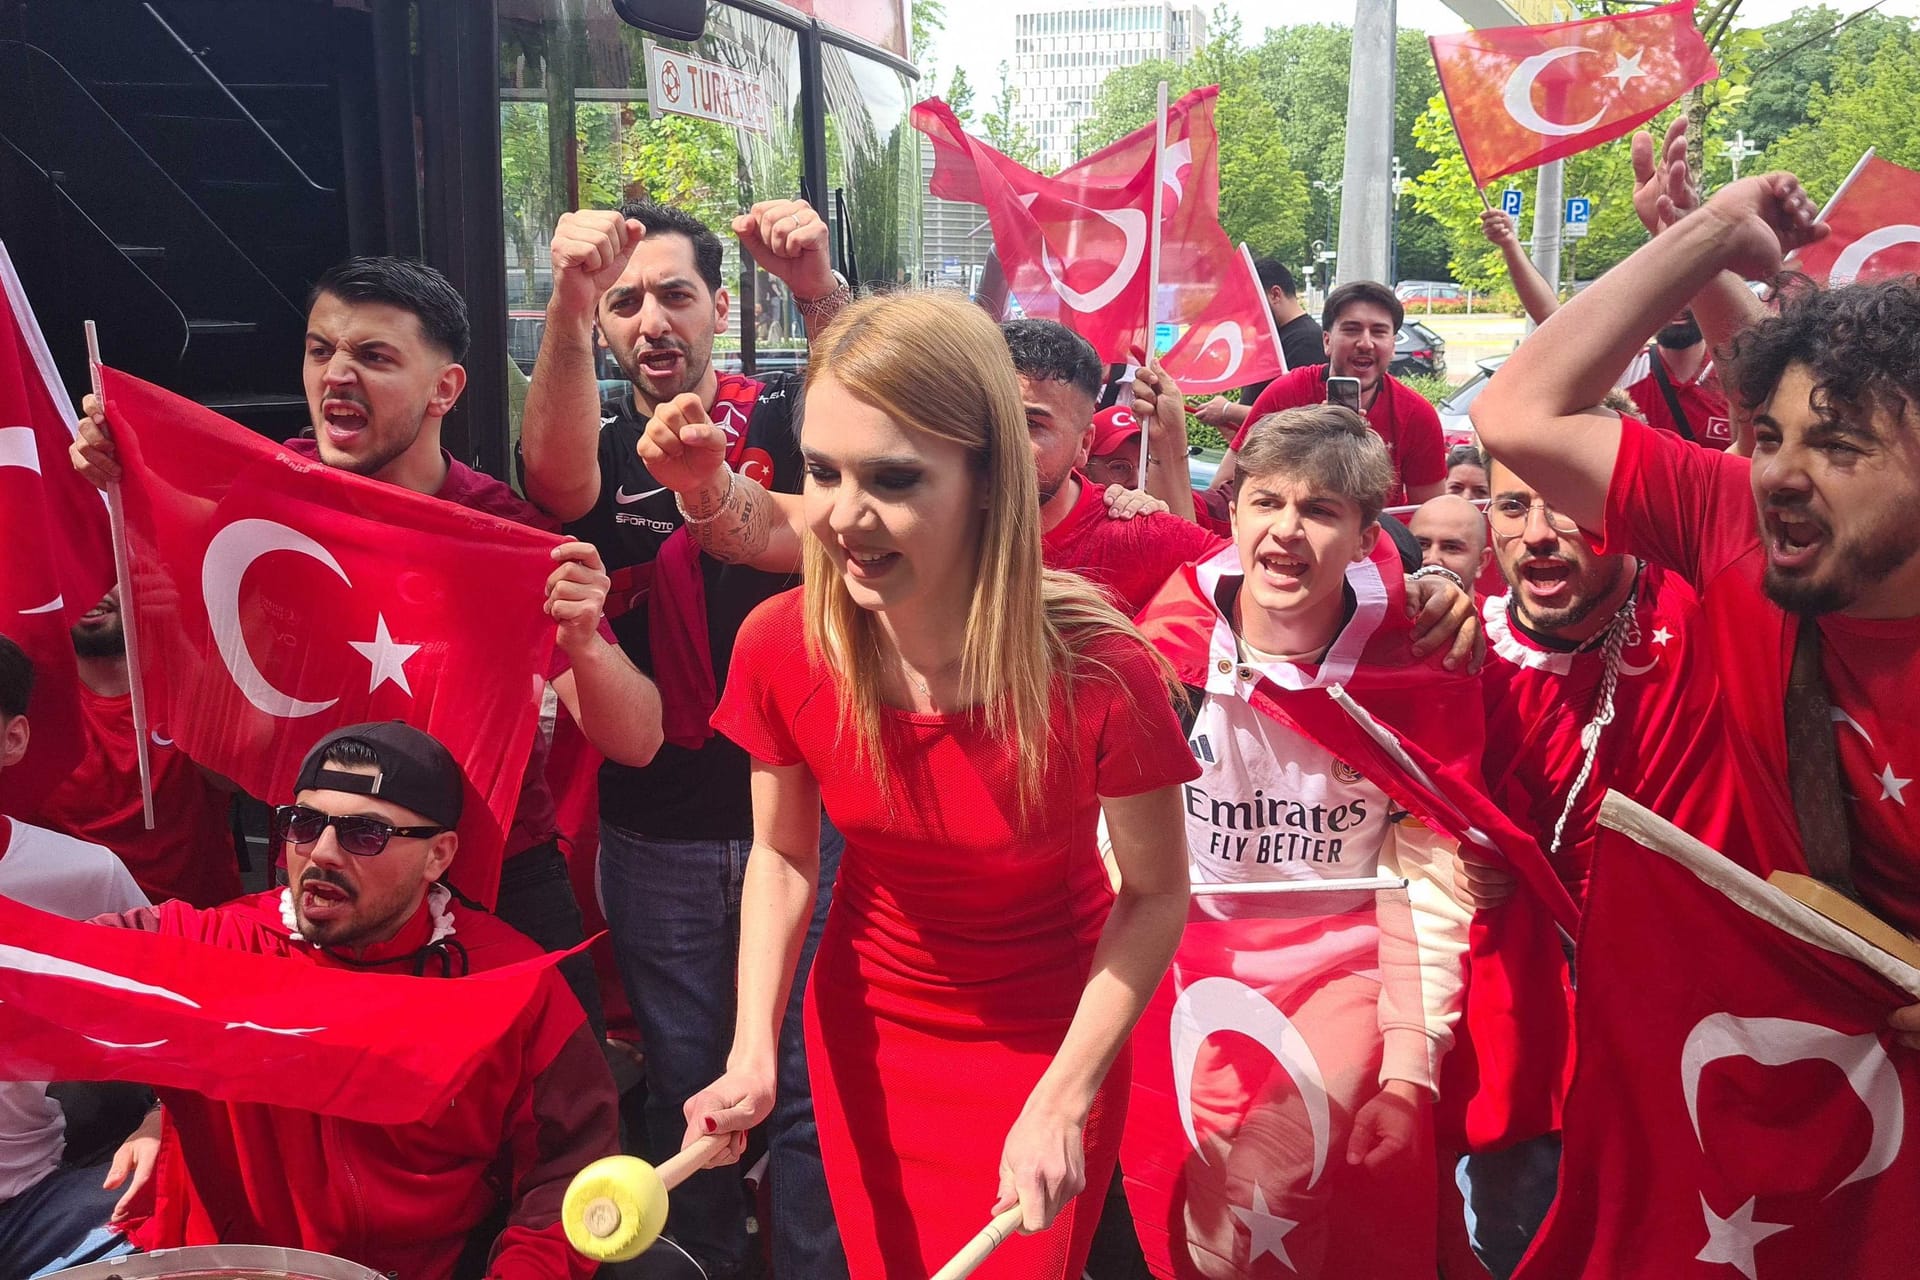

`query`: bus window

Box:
[821,40,922,292]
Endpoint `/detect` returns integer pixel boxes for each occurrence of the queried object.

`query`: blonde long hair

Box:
[800,291,1165,818]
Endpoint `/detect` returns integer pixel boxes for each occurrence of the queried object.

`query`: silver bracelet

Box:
[1410,563,1468,593]
[675,469,737,525]
[795,272,851,324]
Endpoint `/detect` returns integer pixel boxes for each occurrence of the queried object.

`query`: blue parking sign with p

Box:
[1500,189,1523,218]
[1566,196,1592,225]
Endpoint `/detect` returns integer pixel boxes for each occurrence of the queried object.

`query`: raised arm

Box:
[546,540,664,767]
[1130,359,1197,521]
[522,212,643,522]
[639,394,807,573]
[1471,174,1825,534]
[1480,208,1559,325]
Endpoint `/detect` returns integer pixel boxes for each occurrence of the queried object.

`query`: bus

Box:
[0,0,921,481]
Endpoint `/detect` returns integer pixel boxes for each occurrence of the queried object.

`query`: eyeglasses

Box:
[271,803,445,858]
[1487,496,1580,538]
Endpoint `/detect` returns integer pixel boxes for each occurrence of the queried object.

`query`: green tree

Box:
[1766,20,1920,201]
[1720,6,1909,152]
[945,65,976,125]
[981,60,1041,168]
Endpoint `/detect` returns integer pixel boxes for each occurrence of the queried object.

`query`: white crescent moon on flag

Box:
[1681,1013,1904,1193]
[0,426,66,617]
[1187,321,1247,384]
[1171,975,1331,1188]
[1018,193,1148,313]
[202,518,350,719]
[1830,225,1920,286]
[1502,46,1608,137]
[1162,138,1193,207]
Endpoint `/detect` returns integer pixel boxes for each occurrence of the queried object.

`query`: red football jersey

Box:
[1621,348,1733,450]
[1479,562,1747,907]
[1232,366,1448,505]
[1041,472,1223,617]
[1598,418,1920,933]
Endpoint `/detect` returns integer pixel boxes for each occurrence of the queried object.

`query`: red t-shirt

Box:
[284,440,565,856]
[37,684,241,908]
[1231,366,1448,505]
[1479,563,1749,908]
[1621,348,1733,450]
[1598,418,1920,931]
[1041,473,1224,618]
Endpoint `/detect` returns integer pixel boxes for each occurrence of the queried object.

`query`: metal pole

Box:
[1530,158,1564,331]
[1335,0,1395,285]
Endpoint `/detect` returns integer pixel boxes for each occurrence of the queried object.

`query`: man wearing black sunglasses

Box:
[90,721,619,1280]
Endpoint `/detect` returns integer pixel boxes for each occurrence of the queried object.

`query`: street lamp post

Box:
[1720,129,1761,182]
[1312,178,1342,263]
[1389,154,1406,287]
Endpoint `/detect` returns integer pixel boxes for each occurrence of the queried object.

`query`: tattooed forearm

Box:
[684,471,775,564]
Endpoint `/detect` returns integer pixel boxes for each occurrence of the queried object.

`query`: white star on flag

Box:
[348,614,421,696]
[1230,1182,1299,1269]
[1877,763,1912,806]
[1697,1194,1790,1279]
[1605,50,1647,87]
[1652,626,1674,646]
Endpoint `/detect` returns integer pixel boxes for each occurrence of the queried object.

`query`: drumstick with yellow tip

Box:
[561,1133,728,1263]
[928,1205,1026,1280]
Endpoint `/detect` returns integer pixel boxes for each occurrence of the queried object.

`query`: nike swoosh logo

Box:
[615,485,666,505]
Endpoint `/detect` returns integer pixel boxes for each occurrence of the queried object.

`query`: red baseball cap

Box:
[1090,406,1142,458]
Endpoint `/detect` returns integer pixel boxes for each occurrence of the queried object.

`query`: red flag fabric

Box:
[1789,153,1920,287]
[1158,243,1287,395]
[910,88,1238,362]
[0,893,566,1124]
[1122,882,1437,1278]
[1136,541,1578,1153]
[1430,0,1719,188]
[1516,793,1920,1279]
[0,245,116,816]
[101,368,561,907]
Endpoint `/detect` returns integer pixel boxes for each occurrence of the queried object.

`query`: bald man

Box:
[1409,494,1491,590]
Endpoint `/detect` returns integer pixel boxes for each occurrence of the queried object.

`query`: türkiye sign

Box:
[646,44,770,135]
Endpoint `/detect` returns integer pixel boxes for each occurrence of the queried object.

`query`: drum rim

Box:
[40,1242,387,1279]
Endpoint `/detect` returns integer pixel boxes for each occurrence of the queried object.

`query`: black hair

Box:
[309,257,471,362]
[1323,280,1404,332]
[1729,276,1920,438]
[0,634,32,719]
[321,737,382,770]
[999,319,1103,402]
[1254,258,1299,299]
[618,201,725,295]
[1447,443,1483,470]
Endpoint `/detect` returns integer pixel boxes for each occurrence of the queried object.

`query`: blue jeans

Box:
[600,817,845,1280]
[0,1161,135,1277]
[1458,1134,1562,1279]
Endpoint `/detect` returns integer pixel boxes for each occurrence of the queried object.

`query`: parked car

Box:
[1187,446,1225,491]
[1436,354,1505,447]
[1392,321,1447,380]
[1395,280,1464,304]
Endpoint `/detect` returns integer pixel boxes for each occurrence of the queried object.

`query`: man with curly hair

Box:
[1471,169,1920,1025]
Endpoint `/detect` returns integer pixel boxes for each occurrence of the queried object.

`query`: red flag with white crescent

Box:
[1789,153,1920,287]
[1515,793,1920,1279]
[101,368,561,908]
[0,244,116,816]
[0,893,567,1124]
[1430,0,1719,188]
[1121,883,1438,1278]
[1158,243,1287,395]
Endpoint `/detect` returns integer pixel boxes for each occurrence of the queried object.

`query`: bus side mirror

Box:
[612,0,707,42]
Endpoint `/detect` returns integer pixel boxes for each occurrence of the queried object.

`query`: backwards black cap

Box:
[292,721,464,830]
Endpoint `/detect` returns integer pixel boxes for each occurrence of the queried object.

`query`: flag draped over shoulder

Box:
[102,368,560,907]
[0,245,115,816]
[1122,882,1438,1278]
[910,88,1279,390]
[1515,792,1920,1280]
[1430,0,1719,187]
[1789,152,1920,287]
[0,894,566,1125]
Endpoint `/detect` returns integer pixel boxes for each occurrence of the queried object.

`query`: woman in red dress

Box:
[681,290,1197,1278]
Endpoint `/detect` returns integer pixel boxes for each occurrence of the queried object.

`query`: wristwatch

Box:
[795,271,852,323]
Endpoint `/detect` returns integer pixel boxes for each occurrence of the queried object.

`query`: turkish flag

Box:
[1789,153,1920,287]
[1158,243,1286,395]
[1516,792,1920,1279]
[101,368,562,907]
[0,244,116,817]
[0,893,567,1124]
[911,88,1230,361]
[1121,883,1438,1278]
[1430,0,1719,188]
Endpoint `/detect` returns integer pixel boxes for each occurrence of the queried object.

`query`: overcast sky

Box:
[923,0,1920,112]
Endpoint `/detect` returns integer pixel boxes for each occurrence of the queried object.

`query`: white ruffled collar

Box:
[280,881,456,946]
